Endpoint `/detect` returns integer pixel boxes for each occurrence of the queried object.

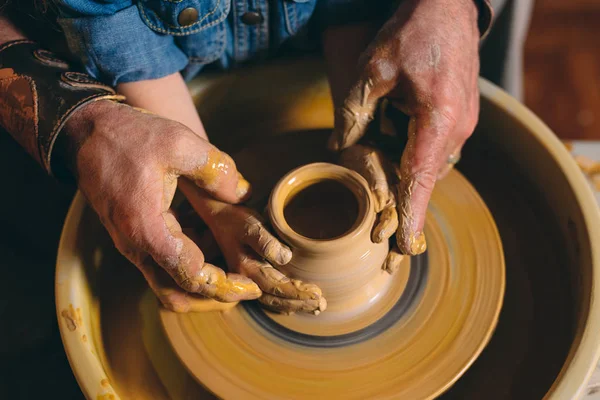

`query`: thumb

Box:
[171,132,251,204]
[328,56,399,152]
[396,114,454,255]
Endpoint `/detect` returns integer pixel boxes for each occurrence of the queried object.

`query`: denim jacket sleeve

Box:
[56,0,189,86]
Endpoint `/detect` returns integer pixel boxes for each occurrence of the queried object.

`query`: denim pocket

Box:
[137,0,230,36]
[283,0,317,35]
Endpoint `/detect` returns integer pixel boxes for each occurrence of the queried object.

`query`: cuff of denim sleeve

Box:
[315,0,392,29]
[58,5,189,86]
[474,0,494,39]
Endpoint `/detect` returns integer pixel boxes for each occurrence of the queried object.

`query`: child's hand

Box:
[179,179,327,315]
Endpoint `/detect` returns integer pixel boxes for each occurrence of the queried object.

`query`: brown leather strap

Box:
[0,40,125,176]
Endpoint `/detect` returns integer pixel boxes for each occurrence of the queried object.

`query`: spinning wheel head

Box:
[160,131,505,400]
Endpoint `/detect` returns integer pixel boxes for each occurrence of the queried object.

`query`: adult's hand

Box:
[327,0,481,255]
[63,100,261,309]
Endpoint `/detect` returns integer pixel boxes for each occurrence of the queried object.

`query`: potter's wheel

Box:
[160,130,505,400]
[55,66,600,400]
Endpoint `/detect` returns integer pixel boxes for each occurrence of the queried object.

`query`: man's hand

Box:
[64,100,261,309]
[179,179,327,315]
[326,0,481,255]
[339,144,405,274]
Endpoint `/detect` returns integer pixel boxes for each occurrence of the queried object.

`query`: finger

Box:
[328,46,401,152]
[170,133,251,204]
[339,145,395,212]
[259,294,328,315]
[164,232,261,302]
[137,258,238,313]
[382,245,404,275]
[328,79,378,151]
[240,256,323,302]
[372,204,399,243]
[141,210,261,302]
[396,114,454,255]
[243,213,292,266]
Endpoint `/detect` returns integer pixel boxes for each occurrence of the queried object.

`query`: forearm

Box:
[117,73,207,140]
[0,17,124,179]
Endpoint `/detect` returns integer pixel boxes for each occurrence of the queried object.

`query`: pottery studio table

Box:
[0,139,599,399]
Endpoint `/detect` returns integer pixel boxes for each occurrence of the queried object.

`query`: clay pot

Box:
[267,163,389,313]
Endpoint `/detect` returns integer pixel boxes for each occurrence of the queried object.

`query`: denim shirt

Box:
[56,0,388,86]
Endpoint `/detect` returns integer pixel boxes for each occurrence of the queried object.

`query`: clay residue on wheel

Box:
[61,304,81,331]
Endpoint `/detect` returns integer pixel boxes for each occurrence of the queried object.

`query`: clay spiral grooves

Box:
[242,252,429,348]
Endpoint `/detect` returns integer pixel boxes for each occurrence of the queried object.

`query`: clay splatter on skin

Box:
[100,379,110,388]
[193,149,232,191]
[61,304,78,331]
[330,79,376,151]
[186,149,251,200]
[408,231,427,254]
[236,172,251,199]
[244,216,292,265]
[173,263,261,301]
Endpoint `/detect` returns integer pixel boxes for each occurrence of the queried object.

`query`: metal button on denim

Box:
[178,7,199,26]
[241,11,263,25]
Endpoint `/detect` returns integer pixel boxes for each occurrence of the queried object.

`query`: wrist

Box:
[53,99,121,182]
[0,40,125,182]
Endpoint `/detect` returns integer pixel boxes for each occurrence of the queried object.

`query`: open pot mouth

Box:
[268,163,373,250]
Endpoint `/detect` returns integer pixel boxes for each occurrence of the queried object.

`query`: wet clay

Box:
[283,179,359,240]
[268,163,390,313]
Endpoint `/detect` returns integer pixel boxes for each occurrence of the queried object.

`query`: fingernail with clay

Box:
[373,189,388,212]
[408,231,427,255]
[277,245,293,265]
[313,297,328,315]
[236,173,252,201]
[229,275,262,299]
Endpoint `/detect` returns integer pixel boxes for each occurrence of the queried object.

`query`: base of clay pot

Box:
[268,162,391,312]
[243,253,428,345]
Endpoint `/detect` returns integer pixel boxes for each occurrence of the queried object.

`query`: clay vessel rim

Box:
[268,162,375,250]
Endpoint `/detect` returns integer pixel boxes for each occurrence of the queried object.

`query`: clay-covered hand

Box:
[339,144,404,274]
[63,100,261,311]
[327,0,480,255]
[179,179,327,315]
